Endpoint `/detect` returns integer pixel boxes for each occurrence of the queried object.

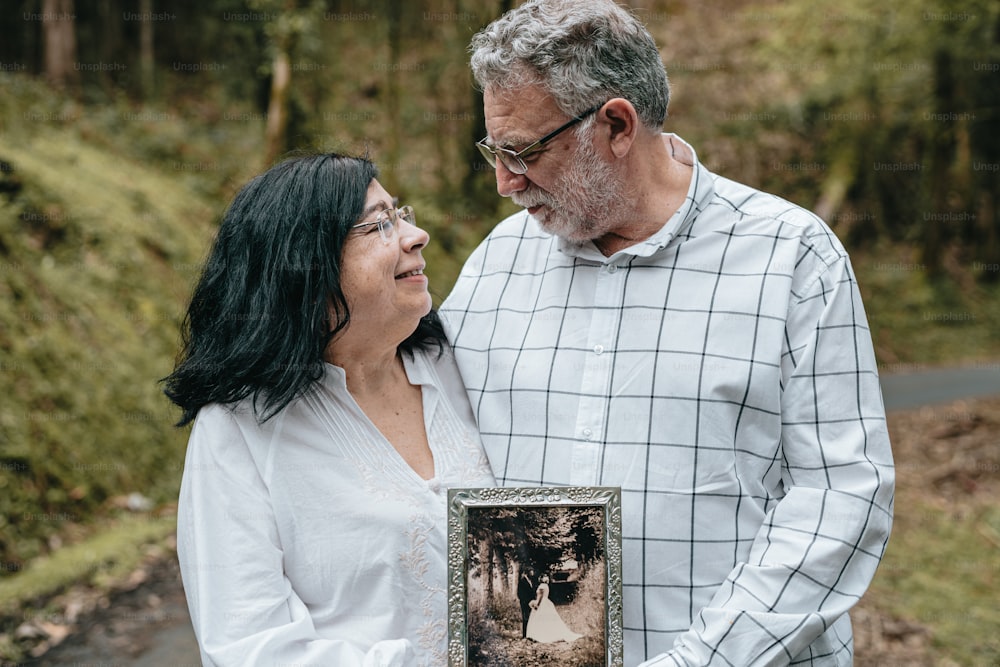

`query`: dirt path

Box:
[17,553,201,667]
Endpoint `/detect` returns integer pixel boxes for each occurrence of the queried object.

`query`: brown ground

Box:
[5,396,999,665]
[854,395,1000,666]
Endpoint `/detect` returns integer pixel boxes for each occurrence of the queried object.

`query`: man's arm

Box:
[641,254,895,666]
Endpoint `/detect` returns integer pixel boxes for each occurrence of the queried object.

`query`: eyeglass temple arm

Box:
[479,103,605,156]
[524,103,605,151]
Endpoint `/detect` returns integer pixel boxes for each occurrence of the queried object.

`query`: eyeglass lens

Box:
[477,143,521,174]
[376,205,416,243]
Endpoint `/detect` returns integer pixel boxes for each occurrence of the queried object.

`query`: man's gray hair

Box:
[469,0,670,130]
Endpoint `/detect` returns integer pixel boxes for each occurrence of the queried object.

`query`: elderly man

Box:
[440,1,895,665]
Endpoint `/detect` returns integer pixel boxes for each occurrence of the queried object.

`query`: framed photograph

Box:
[447,486,623,667]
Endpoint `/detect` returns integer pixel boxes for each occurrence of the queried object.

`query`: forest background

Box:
[0,0,998,663]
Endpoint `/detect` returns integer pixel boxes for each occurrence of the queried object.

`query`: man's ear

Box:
[600,98,639,159]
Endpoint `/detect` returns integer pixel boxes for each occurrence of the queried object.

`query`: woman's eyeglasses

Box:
[351,205,415,244]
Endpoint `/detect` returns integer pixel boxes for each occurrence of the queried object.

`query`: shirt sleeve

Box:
[176,406,414,667]
[639,254,895,666]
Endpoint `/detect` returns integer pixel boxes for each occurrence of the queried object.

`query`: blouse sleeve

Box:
[176,405,413,667]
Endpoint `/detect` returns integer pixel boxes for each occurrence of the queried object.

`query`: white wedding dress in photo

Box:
[525,582,583,643]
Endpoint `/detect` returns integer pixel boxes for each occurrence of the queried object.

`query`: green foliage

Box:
[249,0,329,62]
[853,243,1000,365]
[0,76,217,568]
[0,73,265,202]
[744,0,1000,272]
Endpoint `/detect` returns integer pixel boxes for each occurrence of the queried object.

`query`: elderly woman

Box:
[163,153,494,666]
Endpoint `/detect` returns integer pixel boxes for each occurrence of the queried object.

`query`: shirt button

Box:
[582,428,593,439]
[594,345,604,355]
[607,264,618,273]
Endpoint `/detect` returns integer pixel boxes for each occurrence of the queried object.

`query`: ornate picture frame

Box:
[447,486,623,666]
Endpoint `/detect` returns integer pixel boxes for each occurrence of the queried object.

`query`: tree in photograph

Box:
[468,505,604,608]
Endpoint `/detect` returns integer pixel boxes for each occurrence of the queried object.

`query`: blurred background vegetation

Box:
[0,0,998,662]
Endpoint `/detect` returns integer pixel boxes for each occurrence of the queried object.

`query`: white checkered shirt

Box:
[441,135,894,666]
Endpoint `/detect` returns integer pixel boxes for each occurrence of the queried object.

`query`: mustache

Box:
[511,189,554,210]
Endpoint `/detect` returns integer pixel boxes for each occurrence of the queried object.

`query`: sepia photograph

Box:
[448,487,623,667]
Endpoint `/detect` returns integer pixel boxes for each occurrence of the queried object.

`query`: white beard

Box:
[511,132,629,244]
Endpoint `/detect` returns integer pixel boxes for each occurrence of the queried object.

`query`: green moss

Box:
[0,87,215,568]
[869,501,1000,663]
[0,515,176,617]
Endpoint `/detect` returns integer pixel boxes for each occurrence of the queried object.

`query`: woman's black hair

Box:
[162,152,444,426]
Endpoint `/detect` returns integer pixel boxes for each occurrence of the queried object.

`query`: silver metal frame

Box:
[447,486,623,666]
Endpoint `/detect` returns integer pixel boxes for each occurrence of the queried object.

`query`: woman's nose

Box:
[398,219,429,251]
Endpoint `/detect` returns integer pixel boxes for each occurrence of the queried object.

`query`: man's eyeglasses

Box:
[351,205,415,244]
[476,103,604,175]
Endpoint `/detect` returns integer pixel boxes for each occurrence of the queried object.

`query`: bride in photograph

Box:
[525,574,584,643]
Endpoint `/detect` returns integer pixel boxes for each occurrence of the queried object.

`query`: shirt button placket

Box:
[570,260,623,486]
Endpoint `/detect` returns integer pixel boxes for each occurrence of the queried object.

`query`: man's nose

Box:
[495,161,528,198]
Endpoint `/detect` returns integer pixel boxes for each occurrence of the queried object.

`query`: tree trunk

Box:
[813,145,858,225]
[486,538,496,602]
[921,49,956,277]
[970,12,1000,282]
[263,48,292,168]
[461,0,512,211]
[497,547,510,597]
[383,0,403,193]
[98,0,122,78]
[42,0,77,90]
[977,186,998,282]
[139,0,155,98]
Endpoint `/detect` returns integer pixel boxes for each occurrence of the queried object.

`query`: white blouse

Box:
[177,346,495,666]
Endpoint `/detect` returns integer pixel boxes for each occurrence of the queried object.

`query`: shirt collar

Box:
[321,361,348,389]
[556,133,715,262]
[321,348,432,389]
[320,348,438,418]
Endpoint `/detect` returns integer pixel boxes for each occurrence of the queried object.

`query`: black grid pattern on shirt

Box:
[442,168,892,665]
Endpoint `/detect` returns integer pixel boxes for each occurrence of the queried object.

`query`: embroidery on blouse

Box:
[400,511,446,667]
[425,384,494,487]
[332,351,488,665]
[351,443,410,501]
